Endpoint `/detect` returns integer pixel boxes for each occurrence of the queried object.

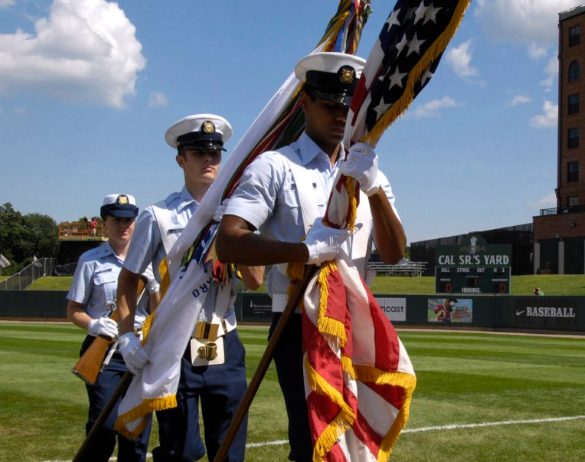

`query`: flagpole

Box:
[72,371,133,462]
[212,265,318,462]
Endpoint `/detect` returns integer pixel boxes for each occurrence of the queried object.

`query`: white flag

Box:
[0,254,11,269]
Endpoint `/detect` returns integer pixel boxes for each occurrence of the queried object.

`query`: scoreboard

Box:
[434,234,512,294]
[435,265,511,294]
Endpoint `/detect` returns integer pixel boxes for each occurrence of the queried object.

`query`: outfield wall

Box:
[1,290,584,333]
[0,291,68,318]
[238,294,585,333]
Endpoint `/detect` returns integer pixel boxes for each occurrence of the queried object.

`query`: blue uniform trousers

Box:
[152,330,248,462]
[269,313,313,462]
[81,335,151,462]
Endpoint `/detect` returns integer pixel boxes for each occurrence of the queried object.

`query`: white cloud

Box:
[446,41,478,78]
[0,0,15,8]
[475,0,583,45]
[528,43,547,59]
[540,56,558,90]
[148,91,169,108]
[530,100,557,128]
[411,96,459,118]
[532,192,557,210]
[510,95,532,107]
[0,0,146,108]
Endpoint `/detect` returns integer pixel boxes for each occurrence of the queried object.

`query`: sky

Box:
[0,0,581,244]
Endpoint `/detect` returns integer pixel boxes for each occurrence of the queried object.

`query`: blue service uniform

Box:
[67,242,153,462]
[124,187,248,462]
[224,132,398,462]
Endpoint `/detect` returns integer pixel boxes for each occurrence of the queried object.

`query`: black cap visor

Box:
[307,86,353,107]
[177,132,225,151]
[100,204,138,219]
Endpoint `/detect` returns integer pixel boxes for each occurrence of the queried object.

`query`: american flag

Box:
[348,0,471,147]
[304,1,470,460]
[303,258,416,461]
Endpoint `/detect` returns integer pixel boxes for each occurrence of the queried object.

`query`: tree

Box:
[0,203,58,271]
[23,213,58,259]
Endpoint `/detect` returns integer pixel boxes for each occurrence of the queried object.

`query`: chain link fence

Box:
[0,258,56,291]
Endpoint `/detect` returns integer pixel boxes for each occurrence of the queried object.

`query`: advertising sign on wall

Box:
[508,298,579,330]
[427,298,473,324]
[375,297,407,322]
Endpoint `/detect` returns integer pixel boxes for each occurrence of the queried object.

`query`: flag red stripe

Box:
[367,286,400,371]
[353,405,384,455]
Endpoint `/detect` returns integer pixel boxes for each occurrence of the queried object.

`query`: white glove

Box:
[118,332,149,374]
[303,218,351,265]
[340,142,379,196]
[213,200,227,222]
[87,317,118,340]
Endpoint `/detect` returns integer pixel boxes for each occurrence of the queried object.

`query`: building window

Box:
[568,161,579,182]
[567,195,580,207]
[568,128,580,148]
[569,93,580,114]
[569,60,580,82]
[570,25,581,46]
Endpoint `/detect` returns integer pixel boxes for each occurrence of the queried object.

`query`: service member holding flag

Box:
[216,52,406,462]
[116,114,263,461]
[67,193,159,462]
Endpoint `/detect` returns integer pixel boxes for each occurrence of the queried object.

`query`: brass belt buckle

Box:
[194,321,219,341]
[197,341,218,361]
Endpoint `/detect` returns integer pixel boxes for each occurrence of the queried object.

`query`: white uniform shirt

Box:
[224,132,399,303]
[67,242,156,329]
[124,187,197,281]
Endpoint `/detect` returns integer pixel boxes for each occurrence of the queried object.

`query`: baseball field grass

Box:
[0,322,584,461]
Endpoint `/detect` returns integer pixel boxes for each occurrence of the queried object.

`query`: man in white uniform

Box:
[116,115,262,461]
[216,52,406,461]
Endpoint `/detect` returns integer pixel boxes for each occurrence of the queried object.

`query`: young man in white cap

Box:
[216,52,406,461]
[67,194,159,462]
[116,114,263,461]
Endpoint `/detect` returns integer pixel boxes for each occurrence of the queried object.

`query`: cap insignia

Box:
[117,195,129,205]
[202,120,216,134]
[339,66,356,84]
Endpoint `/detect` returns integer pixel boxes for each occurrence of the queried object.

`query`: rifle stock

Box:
[72,278,146,385]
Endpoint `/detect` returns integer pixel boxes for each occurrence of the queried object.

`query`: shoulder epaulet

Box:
[80,242,110,262]
[163,191,181,207]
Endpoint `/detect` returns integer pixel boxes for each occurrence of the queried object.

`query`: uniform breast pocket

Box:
[94,270,118,303]
[275,187,301,227]
[282,188,300,208]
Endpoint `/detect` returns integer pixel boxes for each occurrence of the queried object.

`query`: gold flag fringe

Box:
[316,261,348,346]
[306,357,355,462]
[115,394,178,440]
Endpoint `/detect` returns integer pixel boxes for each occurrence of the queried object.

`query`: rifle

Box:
[72,278,146,385]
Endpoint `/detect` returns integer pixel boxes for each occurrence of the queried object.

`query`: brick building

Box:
[532,5,585,274]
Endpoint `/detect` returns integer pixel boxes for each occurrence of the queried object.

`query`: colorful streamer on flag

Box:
[304,1,470,460]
